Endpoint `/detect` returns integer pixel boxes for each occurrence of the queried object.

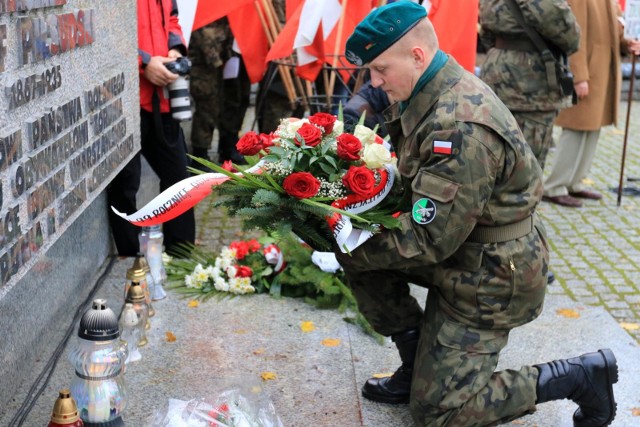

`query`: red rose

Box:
[236,131,263,155]
[283,172,321,199]
[259,133,275,151]
[235,265,253,278]
[336,134,362,161]
[342,166,376,197]
[295,123,322,147]
[230,241,250,259]
[309,112,337,135]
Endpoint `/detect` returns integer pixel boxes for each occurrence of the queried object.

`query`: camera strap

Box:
[151,89,170,148]
[503,0,561,90]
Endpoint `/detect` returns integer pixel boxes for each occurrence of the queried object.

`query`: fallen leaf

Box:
[165,331,177,342]
[556,308,580,319]
[321,338,341,347]
[253,348,265,355]
[300,321,316,332]
[234,329,248,334]
[372,372,393,378]
[261,372,277,381]
[581,178,595,185]
[620,322,640,331]
[187,300,199,308]
[632,407,640,416]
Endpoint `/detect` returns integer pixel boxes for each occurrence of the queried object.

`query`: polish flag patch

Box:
[433,140,453,155]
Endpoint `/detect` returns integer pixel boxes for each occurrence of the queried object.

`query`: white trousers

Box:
[544,128,600,197]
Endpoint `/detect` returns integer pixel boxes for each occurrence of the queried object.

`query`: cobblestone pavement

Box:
[191,101,640,344]
[540,101,640,343]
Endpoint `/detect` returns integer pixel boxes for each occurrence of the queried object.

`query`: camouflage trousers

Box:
[512,110,557,171]
[190,62,251,150]
[341,269,539,426]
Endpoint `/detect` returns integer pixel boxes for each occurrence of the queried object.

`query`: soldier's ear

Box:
[411,46,427,68]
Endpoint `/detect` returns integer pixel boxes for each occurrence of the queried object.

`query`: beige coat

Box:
[555,0,624,130]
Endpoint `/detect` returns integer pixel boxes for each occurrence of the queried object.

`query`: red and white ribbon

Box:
[110,163,263,226]
[263,244,286,273]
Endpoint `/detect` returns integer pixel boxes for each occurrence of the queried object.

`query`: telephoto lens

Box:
[165,57,192,121]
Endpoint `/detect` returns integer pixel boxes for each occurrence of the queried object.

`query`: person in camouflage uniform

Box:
[341,3,618,426]
[189,18,250,164]
[479,0,580,172]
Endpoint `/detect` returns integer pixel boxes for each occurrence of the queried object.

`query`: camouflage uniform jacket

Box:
[188,19,233,69]
[479,0,580,111]
[339,58,549,330]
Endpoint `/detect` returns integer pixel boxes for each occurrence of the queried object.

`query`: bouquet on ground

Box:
[166,238,284,299]
[165,234,380,339]
[202,112,404,252]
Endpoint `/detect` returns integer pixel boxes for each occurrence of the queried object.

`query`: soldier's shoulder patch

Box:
[412,198,436,225]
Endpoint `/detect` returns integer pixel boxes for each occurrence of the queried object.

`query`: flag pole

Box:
[617,53,637,206]
[260,0,310,110]
[254,0,298,108]
[326,0,349,104]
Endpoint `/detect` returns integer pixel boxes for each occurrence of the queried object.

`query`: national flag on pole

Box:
[267,0,373,81]
[427,0,478,73]
[178,0,271,83]
[433,140,453,155]
[191,0,254,32]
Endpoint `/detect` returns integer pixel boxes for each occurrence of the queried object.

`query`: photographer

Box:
[107,0,195,256]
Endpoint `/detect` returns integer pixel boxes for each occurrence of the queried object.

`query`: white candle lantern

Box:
[69,299,127,426]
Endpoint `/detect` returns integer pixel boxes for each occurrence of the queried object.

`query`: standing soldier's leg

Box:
[512,110,557,171]
[218,58,251,163]
[190,66,222,162]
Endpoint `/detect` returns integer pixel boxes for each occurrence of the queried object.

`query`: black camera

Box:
[164,57,192,121]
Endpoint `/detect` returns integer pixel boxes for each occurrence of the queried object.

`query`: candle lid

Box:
[78,299,119,341]
[49,389,80,424]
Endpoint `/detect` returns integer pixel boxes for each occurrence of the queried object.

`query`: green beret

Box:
[345,2,427,66]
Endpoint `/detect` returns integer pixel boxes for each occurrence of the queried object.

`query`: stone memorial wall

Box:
[0,0,139,290]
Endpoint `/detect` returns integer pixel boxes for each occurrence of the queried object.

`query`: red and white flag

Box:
[433,140,452,155]
[267,0,373,81]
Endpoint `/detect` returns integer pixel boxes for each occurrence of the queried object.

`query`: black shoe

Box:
[548,271,556,284]
[362,328,419,404]
[535,348,618,427]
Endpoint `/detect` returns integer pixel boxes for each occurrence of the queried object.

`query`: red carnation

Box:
[295,123,323,147]
[283,172,321,199]
[230,241,250,259]
[236,131,263,156]
[342,166,376,197]
[336,134,362,161]
[309,112,337,135]
[235,265,253,278]
[247,239,261,252]
[221,160,236,172]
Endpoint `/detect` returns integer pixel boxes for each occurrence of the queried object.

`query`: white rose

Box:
[362,143,393,169]
[284,118,309,135]
[354,124,377,145]
[332,119,344,135]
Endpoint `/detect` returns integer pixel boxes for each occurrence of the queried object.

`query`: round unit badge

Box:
[412,198,436,224]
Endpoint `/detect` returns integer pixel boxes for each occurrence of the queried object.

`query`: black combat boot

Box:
[362,328,419,404]
[535,348,618,427]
